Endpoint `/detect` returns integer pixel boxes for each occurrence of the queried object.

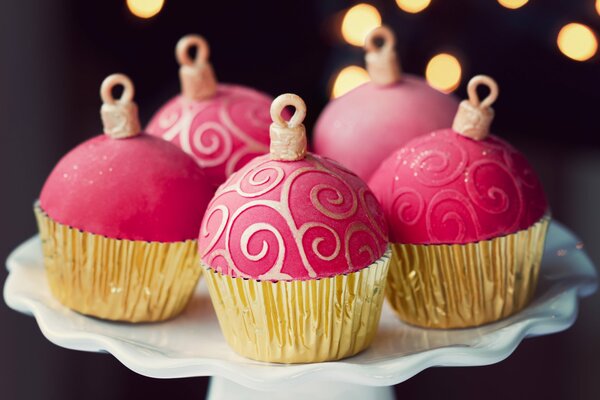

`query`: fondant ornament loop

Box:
[364,25,401,86]
[269,93,307,161]
[452,75,498,141]
[364,25,395,53]
[177,34,217,101]
[467,75,499,109]
[176,34,210,67]
[100,73,135,105]
[100,73,141,139]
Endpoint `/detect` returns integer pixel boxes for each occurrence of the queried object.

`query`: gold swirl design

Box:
[240,222,290,281]
[226,200,292,280]
[216,158,285,198]
[391,187,425,226]
[465,159,517,215]
[190,121,232,167]
[344,221,380,271]
[151,91,273,179]
[205,249,246,277]
[411,138,468,187]
[359,187,388,240]
[200,154,385,280]
[426,189,481,242]
[200,205,229,258]
[219,94,270,151]
[310,182,358,220]
[298,222,341,262]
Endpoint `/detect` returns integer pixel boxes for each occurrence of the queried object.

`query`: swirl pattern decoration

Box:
[146,84,276,187]
[369,129,548,244]
[198,154,389,280]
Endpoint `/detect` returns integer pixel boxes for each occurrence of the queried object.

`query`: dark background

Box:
[1,0,599,398]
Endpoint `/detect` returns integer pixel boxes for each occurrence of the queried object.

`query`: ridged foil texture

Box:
[35,205,201,322]
[386,217,550,329]
[202,248,391,363]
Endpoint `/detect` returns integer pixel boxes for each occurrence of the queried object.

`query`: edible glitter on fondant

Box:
[369,129,548,244]
[40,134,212,242]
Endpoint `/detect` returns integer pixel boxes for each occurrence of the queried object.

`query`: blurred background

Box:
[1,0,599,398]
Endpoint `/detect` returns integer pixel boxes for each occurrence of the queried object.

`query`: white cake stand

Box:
[3,221,597,400]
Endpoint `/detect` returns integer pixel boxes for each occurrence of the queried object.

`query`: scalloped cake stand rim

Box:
[3,221,597,392]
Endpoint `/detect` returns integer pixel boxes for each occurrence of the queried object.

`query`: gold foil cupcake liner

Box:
[202,248,391,364]
[386,217,550,329]
[34,205,202,322]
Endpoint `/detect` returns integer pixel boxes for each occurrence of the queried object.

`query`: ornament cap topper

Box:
[364,25,402,86]
[452,75,499,140]
[269,94,307,161]
[100,73,141,139]
[176,34,217,101]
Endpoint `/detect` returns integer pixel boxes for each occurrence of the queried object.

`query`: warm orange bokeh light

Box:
[126,0,164,19]
[395,0,431,14]
[425,53,462,93]
[557,23,598,62]
[341,4,382,47]
[497,0,529,9]
[331,66,370,98]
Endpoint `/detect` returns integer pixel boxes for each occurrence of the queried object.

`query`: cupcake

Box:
[198,93,391,363]
[369,75,550,328]
[146,34,283,188]
[36,74,213,322]
[313,25,458,182]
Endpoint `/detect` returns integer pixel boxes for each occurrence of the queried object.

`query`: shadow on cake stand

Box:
[3,222,597,400]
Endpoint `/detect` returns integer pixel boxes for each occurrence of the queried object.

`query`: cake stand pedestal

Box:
[3,222,597,400]
[207,377,394,400]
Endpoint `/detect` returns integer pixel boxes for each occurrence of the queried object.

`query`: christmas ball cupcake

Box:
[146,34,280,188]
[36,74,212,322]
[369,75,550,329]
[313,25,459,182]
[199,94,391,363]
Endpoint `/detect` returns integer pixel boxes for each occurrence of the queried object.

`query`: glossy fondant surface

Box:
[40,134,212,242]
[369,129,548,244]
[313,76,459,181]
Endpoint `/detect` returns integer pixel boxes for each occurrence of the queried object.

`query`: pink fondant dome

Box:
[198,94,388,281]
[313,27,458,181]
[369,76,548,245]
[146,35,277,188]
[40,74,212,243]
[147,85,274,187]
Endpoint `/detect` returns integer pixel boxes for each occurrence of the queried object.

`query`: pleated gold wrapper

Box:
[202,248,391,364]
[386,216,550,329]
[34,205,202,322]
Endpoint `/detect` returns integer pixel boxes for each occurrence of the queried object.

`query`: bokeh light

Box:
[497,0,529,9]
[425,53,462,93]
[126,0,165,19]
[596,0,600,16]
[331,66,370,98]
[557,23,597,62]
[395,0,431,14]
[341,4,382,47]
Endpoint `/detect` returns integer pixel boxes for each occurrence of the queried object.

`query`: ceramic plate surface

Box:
[4,221,597,390]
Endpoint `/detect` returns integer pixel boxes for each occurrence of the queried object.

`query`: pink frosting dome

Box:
[313,76,459,181]
[146,84,276,188]
[198,153,389,281]
[369,129,548,245]
[39,134,212,242]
